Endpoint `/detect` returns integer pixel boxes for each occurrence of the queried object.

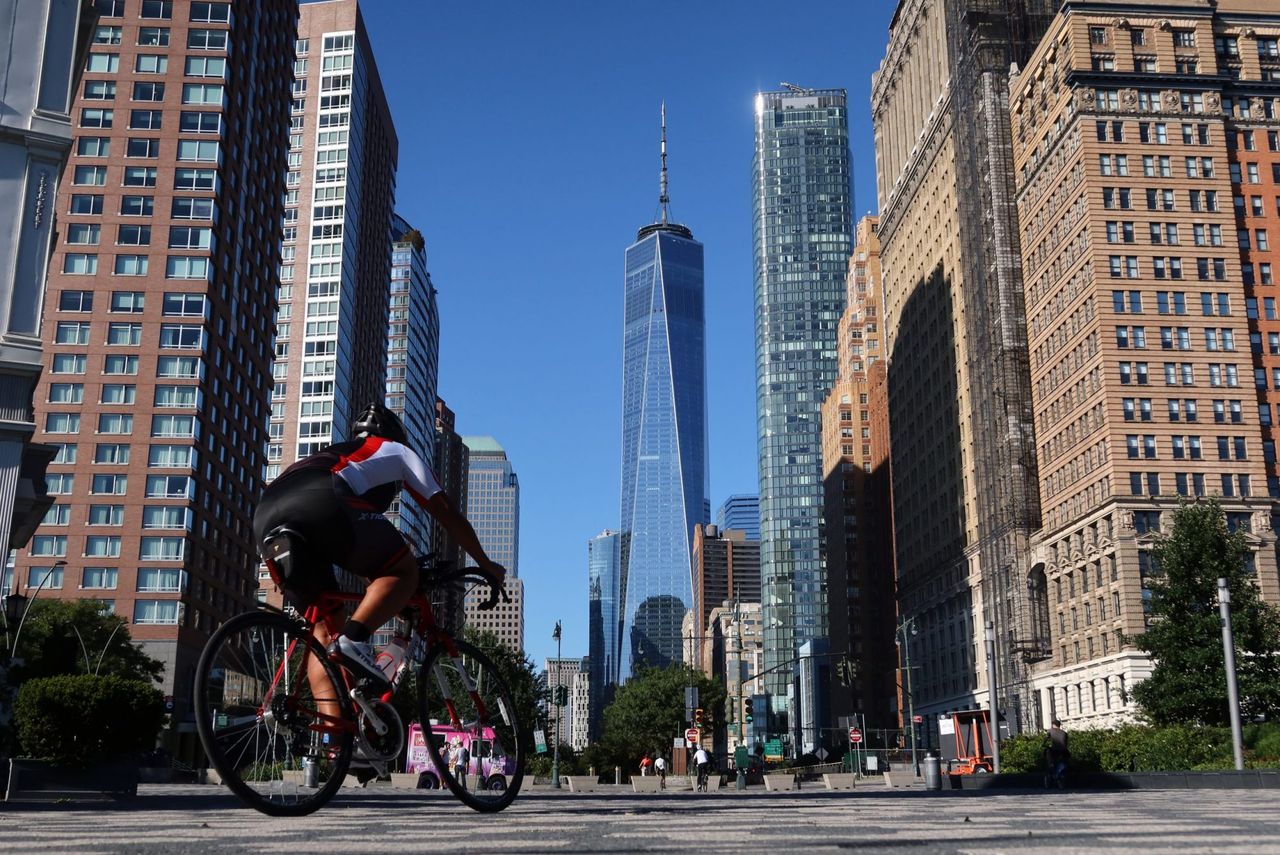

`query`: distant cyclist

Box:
[253,402,505,688]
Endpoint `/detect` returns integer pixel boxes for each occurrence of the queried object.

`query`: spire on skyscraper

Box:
[659,101,670,224]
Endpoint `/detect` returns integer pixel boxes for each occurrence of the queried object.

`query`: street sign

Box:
[913,714,923,723]
[849,727,863,744]
[685,727,700,744]
[534,728,548,754]
[764,739,784,762]
[674,738,686,749]
[815,747,828,762]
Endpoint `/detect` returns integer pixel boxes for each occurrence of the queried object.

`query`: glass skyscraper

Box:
[715,494,760,540]
[752,88,853,726]
[461,436,519,576]
[619,115,708,678]
[586,529,619,740]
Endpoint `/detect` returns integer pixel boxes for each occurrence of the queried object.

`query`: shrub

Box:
[1251,724,1280,761]
[15,674,164,767]
[998,732,1048,773]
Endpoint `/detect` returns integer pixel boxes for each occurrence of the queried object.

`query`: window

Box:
[168,227,211,249]
[176,139,218,162]
[137,26,169,46]
[159,324,203,349]
[106,322,142,345]
[151,414,196,437]
[94,25,122,44]
[113,255,148,276]
[76,136,110,157]
[187,28,228,50]
[65,223,100,245]
[82,567,118,589]
[26,561,65,583]
[162,293,206,316]
[96,413,133,434]
[154,385,196,408]
[70,194,104,215]
[110,291,145,313]
[103,355,139,375]
[126,138,160,158]
[48,384,83,405]
[59,290,94,312]
[62,253,98,274]
[179,111,220,134]
[173,168,216,190]
[90,473,128,495]
[184,56,225,77]
[46,473,74,495]
[94,443,130,464]
[83,80,115,101]
[119,195,155,217]
[132,82,165,101]
[181,83,223,105]
[134,54,168,74]
[134,600,180,625]
[54,321,90,345]
[73,165,107,186]
[145,474,191,498]
[116,224,150,245]
[165,256,209,280]
[143,506,188,530]
[190,2,231,23]
[50,353,87,375]
[149,444,193,468]
[140,0,173,18]
[85,52,119,73]
[123,166,157,187]
[156,356,200,378]
[100,384,135,404]
[44,412,80,433]
[80,108,113,128]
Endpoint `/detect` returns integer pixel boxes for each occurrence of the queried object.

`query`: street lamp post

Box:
[95,618,130,676]
[985,620,1001,774]
[897,617,920,777]
[552,620,562,789]
[1218,578,1245,771]
[9,560,66,662]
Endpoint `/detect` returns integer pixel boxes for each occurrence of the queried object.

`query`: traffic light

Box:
[694,707,705,728]
[555,685,568,706]
[743,697,753,724]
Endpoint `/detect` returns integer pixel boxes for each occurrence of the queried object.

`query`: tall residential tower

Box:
[619,107,708,677]
[752,87,853,733]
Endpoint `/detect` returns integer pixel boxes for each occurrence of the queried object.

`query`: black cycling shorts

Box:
[253,469,410,604]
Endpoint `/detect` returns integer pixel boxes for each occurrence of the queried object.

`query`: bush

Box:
[998,732,1048,773]
[15,674,164,767]
[1251,725,1280,761]
[999,722,1280,773]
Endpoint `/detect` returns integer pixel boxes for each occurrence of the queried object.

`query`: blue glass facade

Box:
[587,529,620,740]
[461,436,519,576]
[715,494,760,540]
[752,89,853,723]
[619,223,708,678]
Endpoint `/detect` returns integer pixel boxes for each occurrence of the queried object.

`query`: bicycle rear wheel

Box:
[417,638,525,812]
[195,611,354,816]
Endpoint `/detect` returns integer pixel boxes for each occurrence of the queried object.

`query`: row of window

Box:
[29,533,186,560]
[1118,360,1241,387]
[86,52,225,77]
[81,109,220,135]
[82,80,224,106]
[1114,325,1240,350]
[76,137,220,162]
[1112,291,1240,315]
[94,0,230,24]
[71,194,214,220]
[59,289,205,314]
[93,23,227,51]
[44,412,199,438]
[49,442,194,468]
[48,380,196,407]
[1121,397,1244,422]
[1128,471,1253,498]
[1124,433,1250,461]
[62,247,210,275]
[24,564,187,593]
[43,502,189,528]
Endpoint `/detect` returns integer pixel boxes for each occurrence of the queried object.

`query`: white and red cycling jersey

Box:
[276,436,442,513]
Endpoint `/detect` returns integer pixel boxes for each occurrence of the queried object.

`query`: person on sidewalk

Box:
[654,754,667,789]
[639,753,652,777]
[694,746,710,791]
[1045,719,1069,789]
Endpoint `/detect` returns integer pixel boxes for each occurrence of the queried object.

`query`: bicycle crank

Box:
[350,692,405,762]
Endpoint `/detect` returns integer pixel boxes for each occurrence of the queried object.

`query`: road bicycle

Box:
[194,532,524,817]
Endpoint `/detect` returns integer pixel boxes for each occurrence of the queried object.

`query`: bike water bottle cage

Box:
[260,525,310,589]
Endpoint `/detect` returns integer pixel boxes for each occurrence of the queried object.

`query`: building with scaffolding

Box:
[872,0,1058,737]
[1009,0,1280,728]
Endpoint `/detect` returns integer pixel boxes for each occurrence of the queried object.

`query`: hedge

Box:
[15,674,165,767]
[999,722,1280,773]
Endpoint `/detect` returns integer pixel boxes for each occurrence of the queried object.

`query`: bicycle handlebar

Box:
[416,557,510,611]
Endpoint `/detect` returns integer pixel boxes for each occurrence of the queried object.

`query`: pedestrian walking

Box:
[639,752,652,777]
[1045,719,1069,789]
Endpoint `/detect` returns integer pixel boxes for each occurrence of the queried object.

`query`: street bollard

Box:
[615,766,621,785]
[589,766,596,781]
[736,767,746,790]
[922,755,942,791]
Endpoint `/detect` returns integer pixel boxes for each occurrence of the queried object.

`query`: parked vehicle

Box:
[406,722,515,792]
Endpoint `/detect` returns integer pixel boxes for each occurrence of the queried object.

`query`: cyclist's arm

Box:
[422,490,505,583]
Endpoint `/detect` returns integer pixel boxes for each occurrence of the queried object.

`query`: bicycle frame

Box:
[257,586,479,747]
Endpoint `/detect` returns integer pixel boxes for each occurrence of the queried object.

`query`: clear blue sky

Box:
[359,1,896,668]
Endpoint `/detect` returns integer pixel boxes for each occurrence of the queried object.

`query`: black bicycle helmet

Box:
[350,401,408,445]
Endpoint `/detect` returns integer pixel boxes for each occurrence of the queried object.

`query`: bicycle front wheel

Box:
[195,611,354,816]
[417,638,525,812]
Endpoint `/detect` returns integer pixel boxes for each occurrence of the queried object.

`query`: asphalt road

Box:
[1,782,1279,853]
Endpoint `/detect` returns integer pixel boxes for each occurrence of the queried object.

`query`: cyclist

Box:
[253,402,505,688]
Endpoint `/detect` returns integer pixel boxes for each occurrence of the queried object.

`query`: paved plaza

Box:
[1,783,1278,853]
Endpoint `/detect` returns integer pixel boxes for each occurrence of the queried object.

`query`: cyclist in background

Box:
[253,402,505,687]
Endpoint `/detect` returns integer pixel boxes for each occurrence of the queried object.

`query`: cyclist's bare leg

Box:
[350,551,418,632]
[308,620,342,721]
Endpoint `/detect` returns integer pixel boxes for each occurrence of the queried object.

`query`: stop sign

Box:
[848,727,863,744]
[685,728,700,744]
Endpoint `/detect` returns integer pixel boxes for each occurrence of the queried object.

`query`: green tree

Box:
[462,628,548,750]
[1131,499,1280,725]
[599,663,726,769]
[7,599,163,685]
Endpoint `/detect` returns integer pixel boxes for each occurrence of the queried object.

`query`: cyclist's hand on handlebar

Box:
[477,561,508,610]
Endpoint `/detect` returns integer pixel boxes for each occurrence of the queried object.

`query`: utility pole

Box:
[552,620,562,789]
[1218,578,1245,771]
[985,620,1001,774]
[898,618,920,777]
